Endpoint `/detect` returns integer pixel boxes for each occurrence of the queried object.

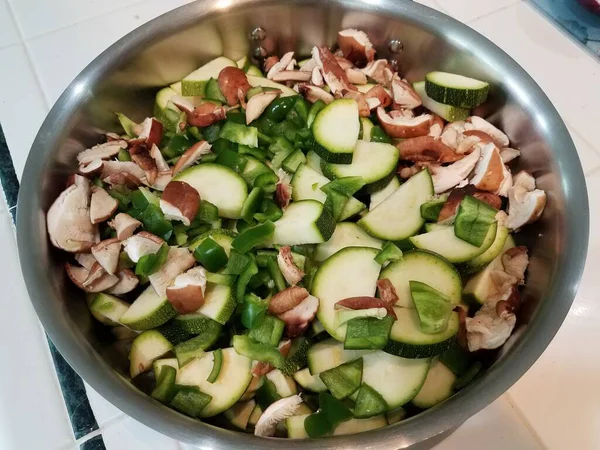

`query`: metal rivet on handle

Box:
[250,27,267,41]
[388,39,404,53]
[253,46,267,59]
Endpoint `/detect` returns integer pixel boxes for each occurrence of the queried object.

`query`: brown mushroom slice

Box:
[466,288,517,352]
[138,118,163,149]
[267,52,295,79]
[500,147,521,163]
[245,91,281,125]
[398,136,462,163]
[79,159,104,177]
[101,160,146,183]
[506,182,546,230]
[345,68,367,85]
[428,115,445,138]
[108,212,141,240]
[90,186,118,224]
[299,57,317,73]
[466,116,510,148]
[129,142,157,185]
[335,56,355,71]
[312,46,354,95]
[311,67,324,86]
[391,75,422,109]
[271,71,311,83]
[337,28,375,68]
[512,171,536,192]
[172,141,212,176]
[360,59,393,86]
[218,66,251,106]
[363,85,392,110]
[103,172,143,189]
[440,121,467,149]
[376,279,399,306]
[148,247,196,297]
[91,238,121,275]
[65,262,91,290]
[166,267,207,314]
[47,175,98,252]
[377,107,432,138]
[264,55,280,73]
[105,269,139,295]
[278,294,320,337]
[275,169,292,209]
[172,99,227,128]
[77,140,127,165]
[431,148,481,194]
[334,296,397,319]
[152,171,172,192]
[268,286,309,314]
[75,252,97,270]
[277,246,305,286]
[470,143,505,192]
[159,181,200,226]
[502,246,529,283]
[298,85,334,104]
[495,164,512,197]
[122,231,164,263]
[149,144,170,172]
[69,262,119,293]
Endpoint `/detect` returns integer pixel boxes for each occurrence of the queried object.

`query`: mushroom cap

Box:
[159,181,200,226]
[122,232,164,263]
[166,267,207,314]
[148,247,196,297]
[77,140,126,165]
[278,295,320,337]
[502,246,529,283]
[172,140,212,176]
[108,212,141,240]
[466,116,510,148]
[174,100,227,128]
[470,142,505,192]
[507,188,546,230]
[398,136,462,163]
[360,59,393,86]
[79,159,104,176]
[90,186,118,224]
[267,52,295,79]
[377,107,432,138]
[298,84,334,105]
[138,118,163,149]
[217,66,251,106]
[345,68,367,85]
[245,90,280,125]
[47,175,98,252]
[129,142,158,185]
[66,262,118,293]
[337,28,375,68]
[149,144,170,172]
[391,75,422,109]
[91,238,121,275]
[364,85,392,110]
[105,269,139,295]
[432,147,481,194]
[277,246,305,286]
[101,160,146,183]
[312,46,353,94]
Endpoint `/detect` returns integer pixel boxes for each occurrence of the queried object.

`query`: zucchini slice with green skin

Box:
[409,222,498,263]
[207,348,223,383]
[272,200,336,245]
[120,286,177,331]
[176,347,253,417]
[153,358,179,379]
[291,164,366,222]
[464,224,511,272]
[425,71,489,108]
[369,176,400,211]
[383,308,459,359]
[413,81,470,122]
[312,247,381,341]
[380,250,462,308]
[306,150,324,175]
[246,75,297,96]
[293,368,328,393]
[129,330,173,378]
[286,414,387,438]
[88,293,130,325]
[312,99,360,164]
[307,338,372,375]
[174,322,222,367]
[265,369,298,397]
[361,351,430,409]
[359,169,433,240]
[321,140,399,193]
[195,283,236,325]
[314,222,382,262]
[181,56,237,96]
[411,357,457,409]
[360,117,374,141]
[224,400,256,430]
[174,163,248,219]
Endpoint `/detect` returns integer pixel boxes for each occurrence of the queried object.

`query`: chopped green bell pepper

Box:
[193,237,228,272]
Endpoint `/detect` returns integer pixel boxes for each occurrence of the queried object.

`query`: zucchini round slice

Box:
[272,200,336,245]
[314,222,382,262]
[464,225,511,272]
[181,56,237,96]
[312,99,360,164]
[411,358,457,409]
[425,71,489,108]
[413,81,470,122]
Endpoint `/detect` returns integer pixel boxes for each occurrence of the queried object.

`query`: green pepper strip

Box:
[135,243,170,277]
[240,293,267,328]
[236,259,259,304]
[370,125,392,144]
[232,335,284,368]
[264,96,298,122]
[232,221,275,254]
[266,256,287,292]
[193,237,228,272]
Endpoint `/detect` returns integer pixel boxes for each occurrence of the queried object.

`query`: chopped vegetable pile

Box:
[47,27,546,438]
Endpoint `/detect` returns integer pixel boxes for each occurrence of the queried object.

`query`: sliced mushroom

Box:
[398,136,462,163]
[299,57,317,73]
[159,181,200,226]
[428,115,445,138]
[363,85,392,110]
[506,171,546,230]
[268,286,309,314]
[267,52,295,80]
[66,262,118,293]
[277,246,305,286]
[360,59,393,86]
[512,171,536,192]
[275,169,292,209]
[172,99,227,128]
[391,75,422,109]
[502,246,529,283]
[103,172,143,189]
[343,90,370,117]
[334,296,396,319]
[376,279,399,305]
[172,141,212,176]
[122,231,164,263]
[47,175,98,252]
[90,186,118,224]
[337,28,375,68]
[149,144,170,172]
[254,395,303,437]
[245,90,280,124]
[470,142,505,192]
[500,147,521,163]
[496,164,513,197]
[335,56,355,71]
[310,66,324,86]
[264,55,280,73]
[75,252,96,270]
[345,68,367,85]
[311,46,354,95]
[91,238,121,275]
[271,70,311,83]
[440,121,467,149]
[218,67,251,106]
[105,269,139,295]
[108,213,141,240]
[298,84,334,104]
[129,142,157,185]
[431,147,481,194]
[77,140,127,165]
[152,171,172,192]
[138,117,164,149]
[377,107,432,138]
[278,294,319,337]
[166,266,207,314]
[148,247,196,297]
[79,159,104,177]
[101,160,146,184]
[466,116,509,148]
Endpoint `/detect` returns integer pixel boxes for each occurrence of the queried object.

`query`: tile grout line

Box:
[505,392,548,449]
[69,412,127,449]
[465,1,521,25]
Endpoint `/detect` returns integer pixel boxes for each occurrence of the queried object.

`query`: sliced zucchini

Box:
[246,65,263,77]
[286,414,309,438]
[334,415,387,435]
[312,247,381,341]
[88,293,130,325]
[265,369,297,398]
[195,283,236,325]
[425,71,489,108]
[120,286,176,331]
[358,169,433,241]
[409,222,498,263]
[153,358,179,379]
[383,308,459,359]
[246,75,297,96]
[314,222,382,262]
[224,400,256,430]
[369,176,400,211]
[335,307,387,328]
[413,81,470,122]
[360,117,374,142]
[464,224,511,272]
[248,403,263,427]
[293,368,328,392]
[188,228,236,256]
[272,200,336,245]
[129,330,173,378]
[321,140,399,193]
[312,99,360,164]
[306,150,324,175]
[411,358,457,409]
[174,323,222,367]
[291,164,366,222]
[239,375,263,402]
[307,339,372,375]
[386,407,407,424]
[240,156,274,187]
[361,351,430,409]
[176,347,253,417]
[174,163,248,219]
[181,56,237,96]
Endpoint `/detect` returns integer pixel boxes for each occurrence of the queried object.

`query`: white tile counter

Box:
[0,0,598,448]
